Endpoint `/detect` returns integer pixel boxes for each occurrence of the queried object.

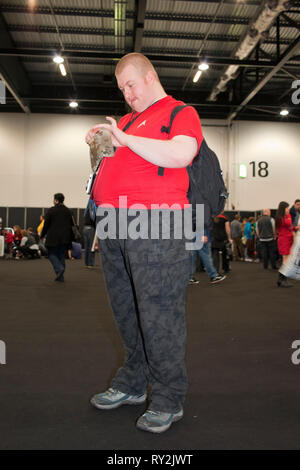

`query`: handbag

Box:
[72,216,82,243]
[279,232,300,281]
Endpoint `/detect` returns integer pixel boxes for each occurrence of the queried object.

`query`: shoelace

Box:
[107,387,119,396]
[146,410,161,417]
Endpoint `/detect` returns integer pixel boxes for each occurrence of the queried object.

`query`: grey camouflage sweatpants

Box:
[97,210,191,413]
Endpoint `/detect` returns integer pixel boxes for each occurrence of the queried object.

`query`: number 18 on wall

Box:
[239,161,269,178]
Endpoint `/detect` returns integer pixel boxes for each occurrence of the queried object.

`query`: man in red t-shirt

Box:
[86,53,203,433]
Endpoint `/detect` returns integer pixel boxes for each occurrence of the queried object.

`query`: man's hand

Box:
[85,117,198,169]
[85,117,127,148]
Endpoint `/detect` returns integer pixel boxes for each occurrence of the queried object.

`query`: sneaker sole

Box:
[210,276,226,284]
[136,411,184,434]
[90,394,147,410]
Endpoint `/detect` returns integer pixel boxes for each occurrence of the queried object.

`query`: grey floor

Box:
[0,256,300,450]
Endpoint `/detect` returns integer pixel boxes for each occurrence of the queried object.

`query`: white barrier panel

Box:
[0,235,4,257]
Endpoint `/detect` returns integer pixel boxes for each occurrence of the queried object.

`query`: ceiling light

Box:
[53,55,64,64]
[193,70,202,83]
[198,61,209,71]
[280,109,289,116]
[59,63,67,76]
[69,101,78,108]
[28,0,36,10]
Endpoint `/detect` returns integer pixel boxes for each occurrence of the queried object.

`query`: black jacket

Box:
[290,206,300,227]
[41,204,73,248]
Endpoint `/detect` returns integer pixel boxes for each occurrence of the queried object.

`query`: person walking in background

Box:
[211,212,232,274]
[189,228,226,285]
[276,201,299,287]
[230,214,244,261]
[256,209,276,270]
[41,193,73,282]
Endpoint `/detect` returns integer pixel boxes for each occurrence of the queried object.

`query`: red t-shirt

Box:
[92,95,203,208]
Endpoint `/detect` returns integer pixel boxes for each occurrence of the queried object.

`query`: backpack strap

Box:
[158,104,186,176]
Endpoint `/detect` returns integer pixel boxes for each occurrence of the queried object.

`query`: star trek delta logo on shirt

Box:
[137,120,147,128]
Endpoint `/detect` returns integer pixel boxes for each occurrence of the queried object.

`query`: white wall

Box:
[0,114,26,206]
[0,113,109,208]
[230,121,300,210]
[0,112,299,210]
[202,121,229,189]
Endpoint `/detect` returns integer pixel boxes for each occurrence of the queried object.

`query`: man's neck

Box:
[150,90,168,105]
[137,92,167,114]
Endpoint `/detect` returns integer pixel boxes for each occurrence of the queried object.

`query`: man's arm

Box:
[86,117,198,168]
[256,223,260,238]
[125,134,198,168]
[271,218,276,238]
[225,221,232,243]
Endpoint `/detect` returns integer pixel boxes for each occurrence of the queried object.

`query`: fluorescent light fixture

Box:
[193,70,202,83]
[28,0,36,10]
[239,163,247,178]
[59,63,67,76]
[53,55,64,64]
[69,101,78,108]
[280,108,289,116]
[198,61,209,71]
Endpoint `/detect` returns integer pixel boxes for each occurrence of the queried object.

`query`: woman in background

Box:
[276,201,298,287]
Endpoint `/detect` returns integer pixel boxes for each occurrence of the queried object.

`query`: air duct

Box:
[208,0,295,102]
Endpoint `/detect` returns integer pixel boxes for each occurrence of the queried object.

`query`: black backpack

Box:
[158,105,228,229]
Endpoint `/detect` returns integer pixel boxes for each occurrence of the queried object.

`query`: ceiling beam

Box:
[1,47,295,68]
[6,24,294,46]
[281,12,300,30]
[228,34,300,122]
[0,72,30,113]
[1,2,299,29]
[0,4,256,26]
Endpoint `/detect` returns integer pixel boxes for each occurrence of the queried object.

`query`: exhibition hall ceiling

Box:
[0,0,300,121]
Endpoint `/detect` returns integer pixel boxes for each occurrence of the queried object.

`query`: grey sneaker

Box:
[136,409,184,433]
[210,274,226,284]
[90,387,147,410]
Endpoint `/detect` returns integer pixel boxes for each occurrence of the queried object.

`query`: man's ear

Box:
[145,70,156,84]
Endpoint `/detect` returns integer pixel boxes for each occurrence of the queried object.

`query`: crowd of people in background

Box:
[0,213,85,262]
[189,198,300,287]
[1,198,300,288]
[1,224,42,260]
